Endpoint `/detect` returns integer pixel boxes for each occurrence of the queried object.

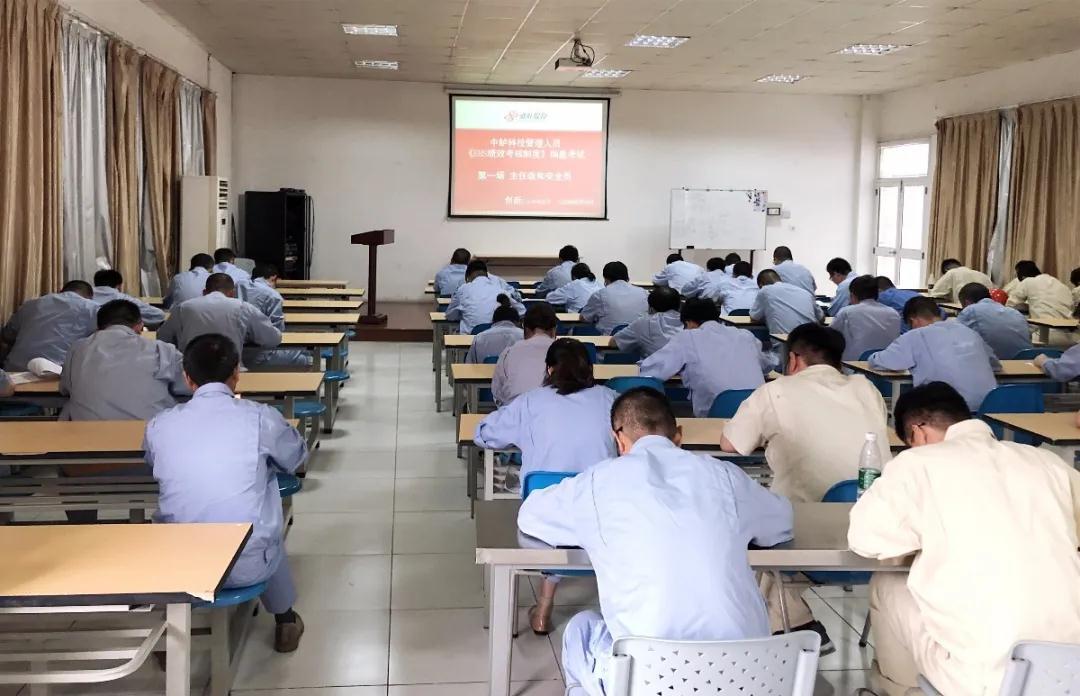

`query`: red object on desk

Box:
[351,229,395,325]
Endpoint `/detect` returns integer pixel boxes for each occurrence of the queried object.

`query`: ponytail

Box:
[543,338,594,395]
[491,294,520,324]
[570,263,595,282]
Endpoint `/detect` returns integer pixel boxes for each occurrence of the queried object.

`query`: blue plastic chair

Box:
[611,324,629,335]
[727,309,751,317]
[605,376,665,395]
[277,472,303,497]
[1014,348,1063,360]
[570,325,602,337]
[582,343,598,365]
[665,387,691,403]
[194,581,267,609]
[804,480,871,587]
[470,323,493,336]
[708,389,755,418]
[523,471,592,578]
[0,403,45,418]
[602,351,638,365]
[858,349,893,400]
[977,384,1045,444]
[478,355,499,404]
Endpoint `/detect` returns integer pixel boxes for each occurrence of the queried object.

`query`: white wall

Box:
[60,0,232,180]
[233,76,867,301]
[879,47,1080,141]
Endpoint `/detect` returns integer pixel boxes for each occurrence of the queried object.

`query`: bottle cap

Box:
[865,432,878,441]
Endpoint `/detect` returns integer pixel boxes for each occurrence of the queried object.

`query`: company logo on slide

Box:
[504,110,548,123]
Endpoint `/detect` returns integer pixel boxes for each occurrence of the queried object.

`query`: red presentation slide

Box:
[450,97,608,219]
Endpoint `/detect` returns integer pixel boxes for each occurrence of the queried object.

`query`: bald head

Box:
[757,269,781,288]
[204,272,236,296]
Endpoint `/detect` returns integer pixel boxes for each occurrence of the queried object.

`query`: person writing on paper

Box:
[466,297,523,364]
[434,248,471,297]
[928,258,993,303]
[830,275,901,361]
[519,387,793,696]
[679,256,728,300]
[145,333,308,652]
[870,296,999,411]
[61,299,189,421]
[580,261,648,334]
[712,261,760,315]
[164,253,214,309]
[0,280,98,372]
[651,252,705,295]
[212,247,251,285]
[491,303,558,406]
[544,263,603,313]
[1006,260,1075,320]
[639,298,768,417]
[771,246,816,295]
[956,282,1032,360]
[825,258,858,316]
[849,381,1080,696]
[91,269,166,327]
[536,245,580,295]
[445,260,526,334]
[721,323,891,653]
[1033,304,1080,381]
[612,286,682,359]
[476,338,617,634]
[750,269,823,335]
[237,263,312,368]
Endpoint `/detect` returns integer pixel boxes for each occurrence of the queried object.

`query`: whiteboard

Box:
[669,189,768,250]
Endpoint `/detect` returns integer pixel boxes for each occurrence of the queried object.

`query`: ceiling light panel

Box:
[626,35,690,48]
[342,24,398,37]
[355,59,399,70]
[838,43,910,56]
[582,68,632,78]
[756,73,805,83]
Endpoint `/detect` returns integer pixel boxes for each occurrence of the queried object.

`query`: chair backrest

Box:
[471,322,493,335]
[605,376,665,395]
[821,479,859,503]
[583,343,598,364]
[977,385,1045,441]
[608,632,821,696]
[611,323,629,335]
[571,325,603,336]
[727,308,751,317]
[707,389,755,418]
[483,355,499,364]
[522,471,577,498]
[602,351,639,365]
[1013,348,1064,360]
[858,349,881,361]
[999,641,1080,696]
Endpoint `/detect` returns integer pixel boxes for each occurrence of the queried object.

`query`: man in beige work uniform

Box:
[721,322,891,653]
[849,381,1080,695]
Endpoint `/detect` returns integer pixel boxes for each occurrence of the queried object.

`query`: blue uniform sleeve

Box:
[652,267,670,287]
[831,308,848,336]
[244,304,283,348]
[749,291,767,322]
[445,287,464,321]
[681,274,706,299]
[544,283,573,308]
[869,333,915,371]
[828,287,849,317]
[535,267,558,294]
[136,299,166,326]
[259,406,309,474]
[725,462,793,547]
[267,294,286,332]
[612,318,644,355]
[580,290,603,324]
[156,342,192,397]
[474,395,528,450]
[638,333,686,381]
[1043,344,1080,382]
[163,277,178,309]
[517,471,588,547]
[156,311,180,346]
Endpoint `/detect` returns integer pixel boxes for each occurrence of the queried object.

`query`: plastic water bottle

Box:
[857,432,882,499]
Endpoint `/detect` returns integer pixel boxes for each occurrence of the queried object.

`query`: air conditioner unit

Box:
[180,176,230,267]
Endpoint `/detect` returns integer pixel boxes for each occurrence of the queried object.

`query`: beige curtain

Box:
[1006,97,1080,278]
[140,57,181,287]
[927,111,1001,276]
[105,40,141,286]
[202,89,217,177]
[0,0,64,319]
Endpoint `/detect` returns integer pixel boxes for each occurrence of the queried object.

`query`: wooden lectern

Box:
[351,229,395,325]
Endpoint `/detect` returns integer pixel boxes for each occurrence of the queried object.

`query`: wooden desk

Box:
[277,287,365,299]
[277,279,347,288]
[429,312,582,412]
[1027,316,1079,344]
[726,316,832,331]
[844,359,1052,409]
[140,331,346,372]
[477,500,907,696]
[983,412,1080,446]
[0,523,250,696]
[283,312,360,329]
[443,334,616,369]
[283,299,363,312]
[12,373,323,419]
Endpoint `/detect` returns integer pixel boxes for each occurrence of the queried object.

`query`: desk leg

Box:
[312,347,322,373]
[434,325,445,408]
[772,571,791,633]
[165,602,192,696]
[487,563,514,696]
[1040,326,1050,345]
[891,381,902,414]
[468,447,478,517]
[468,384,479,416]
[283,396,296,420]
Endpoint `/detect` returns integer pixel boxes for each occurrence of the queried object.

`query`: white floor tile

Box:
[805,595,876,672]
[233,609,390,689]
[529,575,599,607]
[312,450,398,479]
[395,448,468,478]
[287,511,394,556]
[388,608,560,685]
[815,669,874,695]
[391,554,484,610]
[236,688,387,696]
[394,478,470,512]
[388,681,563,696]
[294,477,396,514]
[392,512,476,555]
[292,555,392,611]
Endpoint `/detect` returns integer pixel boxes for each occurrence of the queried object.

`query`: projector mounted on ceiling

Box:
[555,38,596,72]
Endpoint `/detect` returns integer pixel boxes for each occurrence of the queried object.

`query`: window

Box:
[874,141,930,288]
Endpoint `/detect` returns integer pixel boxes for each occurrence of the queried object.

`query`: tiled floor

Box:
[4,342,879,695]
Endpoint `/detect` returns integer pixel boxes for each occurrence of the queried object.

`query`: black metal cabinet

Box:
[242,189,313,279]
